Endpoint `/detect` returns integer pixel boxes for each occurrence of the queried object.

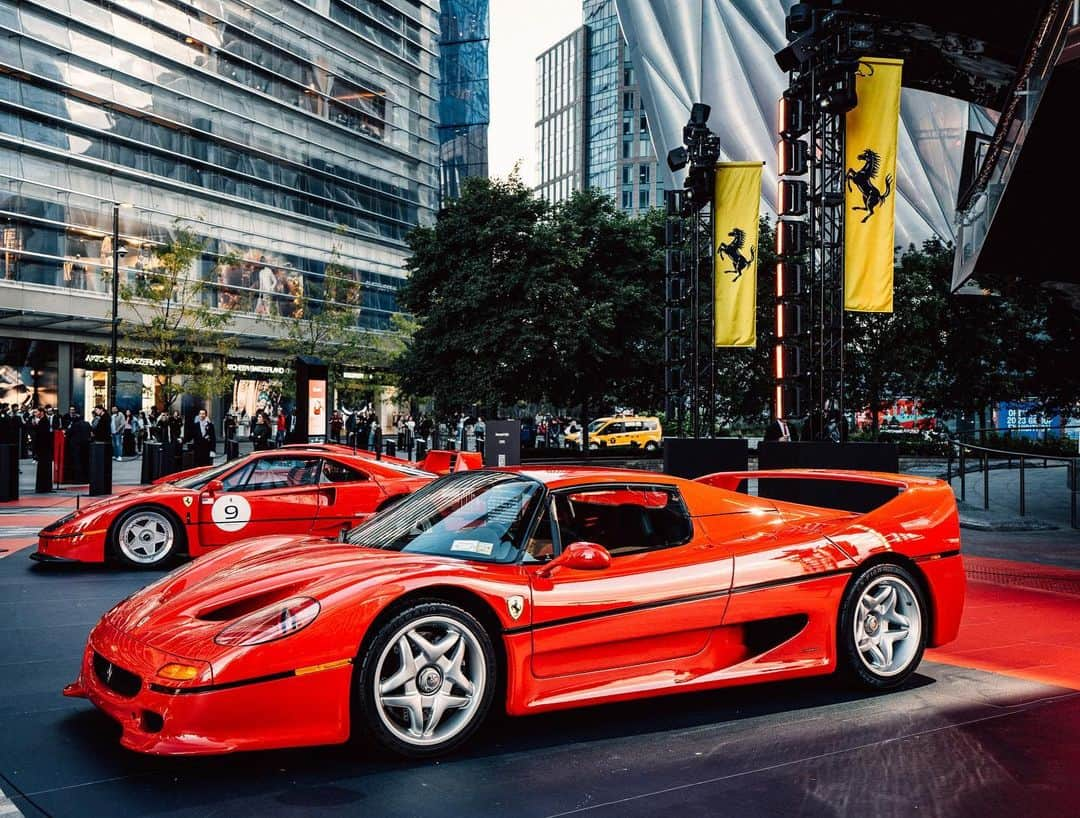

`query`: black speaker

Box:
[89,441,112,496]
[663,438,749,479]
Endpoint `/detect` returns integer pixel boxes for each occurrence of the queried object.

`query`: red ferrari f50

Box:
[66,467,964,757]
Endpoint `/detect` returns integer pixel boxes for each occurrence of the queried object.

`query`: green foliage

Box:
[119,223,235,409]
[397,177,664,415]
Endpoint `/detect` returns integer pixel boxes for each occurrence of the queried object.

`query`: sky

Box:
[488,0,582,187]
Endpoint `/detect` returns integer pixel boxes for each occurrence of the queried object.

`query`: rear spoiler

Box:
[418,449,483,475]
[696,469,918,493]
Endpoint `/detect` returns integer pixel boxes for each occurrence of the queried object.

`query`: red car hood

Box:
[103,536,473,660]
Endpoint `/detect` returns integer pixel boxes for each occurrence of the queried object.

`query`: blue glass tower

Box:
[438,0,490,203]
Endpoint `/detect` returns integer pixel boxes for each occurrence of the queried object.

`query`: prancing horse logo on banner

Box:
[717,228,755,282]
[846,148,893,223]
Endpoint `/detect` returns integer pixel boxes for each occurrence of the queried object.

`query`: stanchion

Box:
[960,445,966,502]
[35,452,53,493]
[1019,455,1025,516]
[0,443,18,501]
[89,441,112,496]
[384,439,397,459]
[983,451,989,511]
[226,439,240,461]
[140,441,159,484]
[415,439,427,461]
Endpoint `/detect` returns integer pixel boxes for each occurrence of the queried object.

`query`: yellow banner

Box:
[844,57,902,312]
[714,161,762,347]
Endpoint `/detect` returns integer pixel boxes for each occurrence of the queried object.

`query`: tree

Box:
[540,189,665,417]
[396,174,555,412]
[119,224,235,411]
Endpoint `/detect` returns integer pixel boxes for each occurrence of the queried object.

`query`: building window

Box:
[622,189,633,209]
[639,164,650,185]
[622,166,631,185]
[623,91,634,112]
[622,140,631,159]
[623,66,634,86]
[639,189,650,209]
[640,115,648,133]
[623,119,631,135]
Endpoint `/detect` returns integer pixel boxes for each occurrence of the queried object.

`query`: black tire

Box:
[111,506,183,568]
[356,601,496,758]
[838,563,927,690]
[644,440,659,453]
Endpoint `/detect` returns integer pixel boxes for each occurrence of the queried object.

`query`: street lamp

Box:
[108,202,131,409]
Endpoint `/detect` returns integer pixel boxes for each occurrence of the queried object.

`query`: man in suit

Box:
[66,411,91,483]
[190,408,216,466]
[764,416,798,443]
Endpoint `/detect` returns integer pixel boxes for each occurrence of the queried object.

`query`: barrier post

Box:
[983,450,989,511]
[959,445,966,502]
[1019,455,1025,516]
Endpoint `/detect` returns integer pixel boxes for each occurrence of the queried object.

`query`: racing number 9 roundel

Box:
[211,494,252,532]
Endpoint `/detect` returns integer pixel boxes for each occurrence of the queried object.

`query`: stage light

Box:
[777,261,805,299]
[777,219,808,256]
[665,219,684,245]
[689,103,711,126]
[779,179,808,217]
[664,189,684,216]
[815,73,857,113]
[778,139,808,176]
[778,302,805,338]
[665,277,684,303]
[779,92,809,141]
[667,146,688,172]
[785,3,815,41]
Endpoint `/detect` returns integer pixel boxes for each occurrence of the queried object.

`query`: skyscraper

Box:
[438,0,490,203]
[535,0,662,214]
[0,0,440,415]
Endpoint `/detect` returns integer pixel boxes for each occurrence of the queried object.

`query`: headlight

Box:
[214,597,321,646]
[42,511,78,532]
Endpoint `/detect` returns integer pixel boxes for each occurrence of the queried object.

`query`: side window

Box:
[606,422,625,435]
[524,498,556,563]
[556,486,692,557]
[237,457,320,491]
[220,462,253,492]
[624,421,642,433]
[321,460,369,483]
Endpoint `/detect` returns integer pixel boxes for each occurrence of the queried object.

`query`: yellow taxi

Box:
[566,416,662,451]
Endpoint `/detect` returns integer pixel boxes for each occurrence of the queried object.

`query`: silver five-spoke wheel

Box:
[840,564,927,689]
[359,603,495,758]
[115,508,177,567]
[853,575,921,677]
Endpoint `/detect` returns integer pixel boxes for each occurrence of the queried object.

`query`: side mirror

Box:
[204,478,224,495]
[537,542,611,578]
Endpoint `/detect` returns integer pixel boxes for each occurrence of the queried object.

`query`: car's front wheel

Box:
[357,602,495,758]
[112,507,181,568]
[838,563,927,689]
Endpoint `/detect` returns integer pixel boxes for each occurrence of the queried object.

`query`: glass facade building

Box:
[536,0,661,215]
[0,0,439,414]
[437,0,489,203]
[535,28,587,205]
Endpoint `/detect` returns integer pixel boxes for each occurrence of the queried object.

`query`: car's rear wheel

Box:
[644,440,659,453]
[113,507,181,568]
[357,602,495,758]
[838,563,926,689]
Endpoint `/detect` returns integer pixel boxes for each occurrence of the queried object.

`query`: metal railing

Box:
[946,439,1079,528]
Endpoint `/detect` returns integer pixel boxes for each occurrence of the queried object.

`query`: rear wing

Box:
[418,449,482,475]
[696,468,961,561]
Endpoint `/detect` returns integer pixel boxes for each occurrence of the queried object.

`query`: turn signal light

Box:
[157,663,199,681]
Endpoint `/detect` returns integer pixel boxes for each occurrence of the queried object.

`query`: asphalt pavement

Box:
[2,452,1080,816]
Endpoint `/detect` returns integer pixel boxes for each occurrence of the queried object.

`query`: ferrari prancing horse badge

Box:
[507,595,524,621]
[183,496,193,508]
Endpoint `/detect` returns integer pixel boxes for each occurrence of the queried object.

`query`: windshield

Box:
[345,472,543,564]
[171,461,236,490]
[587,419,607,433]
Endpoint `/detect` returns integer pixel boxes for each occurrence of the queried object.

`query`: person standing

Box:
[275,408,287,447]
[109,405,124,460]
[764,417,798,443]
[190,409,216,466]
[169,410,184,445]
[251,410,272,451]
[91,406,110,445]
[31,408,53,490]
[224,411,237,442]
[66,411,91,483]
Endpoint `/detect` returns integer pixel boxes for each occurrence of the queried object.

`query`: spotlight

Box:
[777,219,808,256]
[814,72,857,114]
[785,3,815,41]
[667,146,688,172]
[779,180,808,217]
[689,103,711,126]
[776,261,805,299]
[778,139,808,176]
